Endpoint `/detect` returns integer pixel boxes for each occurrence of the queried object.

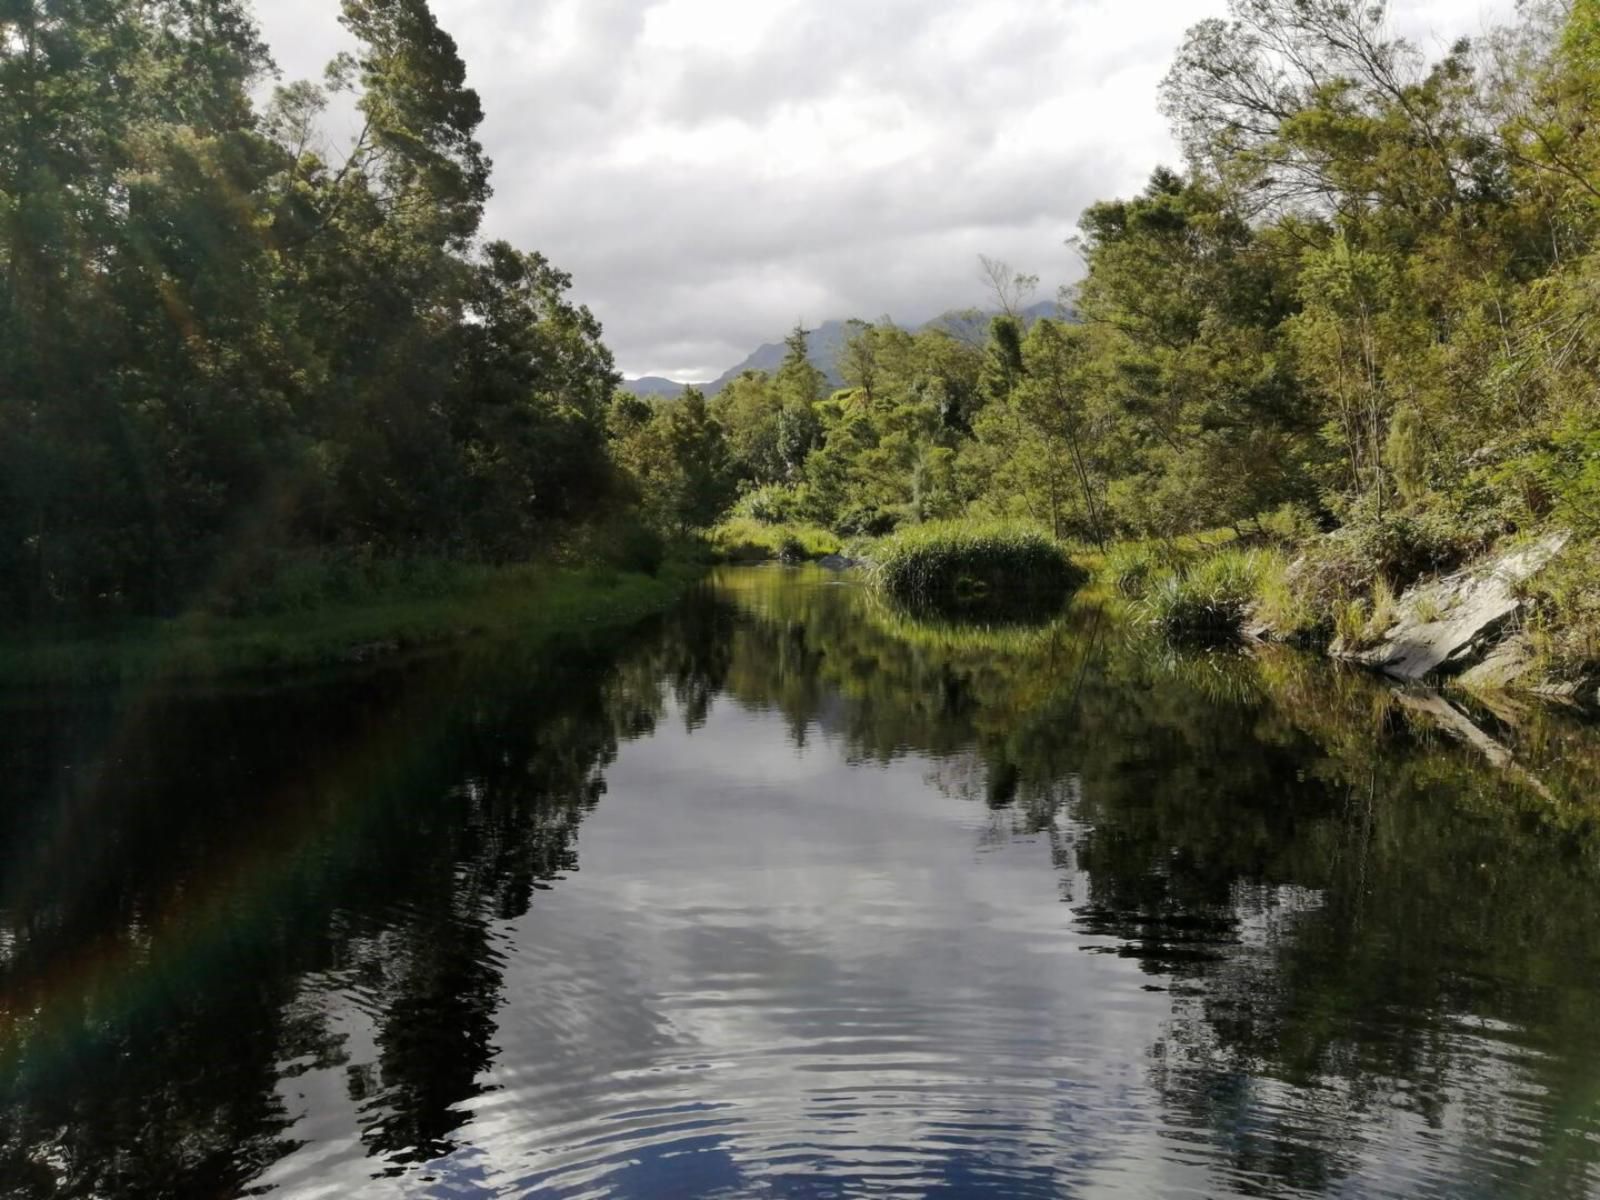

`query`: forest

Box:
[0,0,630,623]
[2,0,1598,675]
[634,0,1599,673]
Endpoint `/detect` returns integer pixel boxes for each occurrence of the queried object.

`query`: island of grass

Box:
[870,522,1086,615]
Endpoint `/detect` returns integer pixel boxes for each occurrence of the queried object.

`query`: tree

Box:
[839,319,885,407]
[0,0,636,618]
[660,389,737,532]
[978,255,1039,319]
[1072,169,1316,535]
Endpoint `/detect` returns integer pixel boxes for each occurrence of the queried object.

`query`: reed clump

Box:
[871,521,1084,611]
[1139,547,1273,640]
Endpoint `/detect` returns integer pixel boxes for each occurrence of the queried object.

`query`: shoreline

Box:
[0,561,705,690]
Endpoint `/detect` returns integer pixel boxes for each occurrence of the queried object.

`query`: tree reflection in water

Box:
[0,566,1597,1197]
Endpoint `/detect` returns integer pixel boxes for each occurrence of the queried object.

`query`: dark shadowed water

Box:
[4,566,1600,1199]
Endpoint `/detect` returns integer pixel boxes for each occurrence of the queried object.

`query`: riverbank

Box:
[0,560,704,688]
[708,518,844,563]
[1092,526,1599,703]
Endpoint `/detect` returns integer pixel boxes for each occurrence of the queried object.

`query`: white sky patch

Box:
[639,0,800,56]
[253,0,1520,379]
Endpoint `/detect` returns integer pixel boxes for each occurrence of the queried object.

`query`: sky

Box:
[253,0,1516,381]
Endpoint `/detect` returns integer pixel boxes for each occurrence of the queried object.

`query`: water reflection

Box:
[0,567,1598,1197]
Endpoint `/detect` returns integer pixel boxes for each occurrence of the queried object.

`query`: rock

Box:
[1340,532,1569,683]
[816,554,859,571]
[1457,633,1537,692]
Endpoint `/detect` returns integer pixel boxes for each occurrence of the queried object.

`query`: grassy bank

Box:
[1087,518,1599,688]
[709,517,844,563]
[0,560,703,688]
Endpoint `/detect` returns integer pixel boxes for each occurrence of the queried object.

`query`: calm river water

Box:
[3,567,1600,1199]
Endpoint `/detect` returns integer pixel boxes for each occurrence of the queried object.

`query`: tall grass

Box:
[870,521,1085,611]
[1101,541,1198,599]
[710,518,843,563]
[1138,547,1275,640]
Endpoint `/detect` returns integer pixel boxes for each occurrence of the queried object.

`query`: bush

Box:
[604,518,667,576]
[1276,506,1485,636]
[1139,548,1270,641]
[1525,539,1600,676]
[836,504,900,538]
[710,518,841,563]
[1258,502,1325,543]
[871,521,1085,611]
[1102,540,1197,599]
[734,485,807,526]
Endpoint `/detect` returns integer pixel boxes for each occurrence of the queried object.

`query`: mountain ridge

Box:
[622,299,1066,399]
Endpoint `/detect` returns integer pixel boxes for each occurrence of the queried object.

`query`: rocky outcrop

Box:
[1334,532,1570,684]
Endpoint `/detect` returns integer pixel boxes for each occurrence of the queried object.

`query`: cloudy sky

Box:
[254,0,1514,381]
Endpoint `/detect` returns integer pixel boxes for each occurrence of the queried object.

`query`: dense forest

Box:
[0,0,628,621]
[4,0,1598,667]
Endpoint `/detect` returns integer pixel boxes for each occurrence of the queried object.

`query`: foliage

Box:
[708,518,841,563]
[1138,547,1275,640]
[870,520,1085,611]
[1524,539,1600,675]
[0,0,624,622]
[610,388,738,534]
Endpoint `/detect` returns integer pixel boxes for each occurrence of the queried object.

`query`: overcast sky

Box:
[254,0,1514,381]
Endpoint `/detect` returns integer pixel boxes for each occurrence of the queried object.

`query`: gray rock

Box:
[1341,532,1569,682]
[1457,633,1537,692]
[816,554,859,571]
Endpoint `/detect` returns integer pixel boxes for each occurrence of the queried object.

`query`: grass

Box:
[1523,538,1600,681]
[0,560,702,688]
[708,517,843,563]
[869,520,1085,612]
[1137,547,1277,641]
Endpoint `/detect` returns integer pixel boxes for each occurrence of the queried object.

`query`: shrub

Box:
[1524,539,1600,675]
[605,518,667,576]
[1102,540,1196,599]
[1262,500,1498,642]
[710,518,841,563]
[871,521,1084,611]
[1258,502,1325,543]
[836,504,900,538]
[1139,547,1270,640]
[734,485,806,526]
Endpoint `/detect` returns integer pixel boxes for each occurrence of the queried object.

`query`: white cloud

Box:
[252,0,1519,380]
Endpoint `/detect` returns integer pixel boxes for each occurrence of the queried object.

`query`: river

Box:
[2,566,1599,1198]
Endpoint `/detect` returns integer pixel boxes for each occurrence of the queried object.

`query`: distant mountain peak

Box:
[620,300,1070,399]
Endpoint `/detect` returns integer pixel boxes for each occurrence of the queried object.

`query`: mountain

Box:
[702,318,854,395]
[619,299,1071,399]
[622,375,704,398]
[920,298,1063,344]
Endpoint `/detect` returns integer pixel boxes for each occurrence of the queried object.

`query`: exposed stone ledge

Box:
[1333,532,1571,684]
